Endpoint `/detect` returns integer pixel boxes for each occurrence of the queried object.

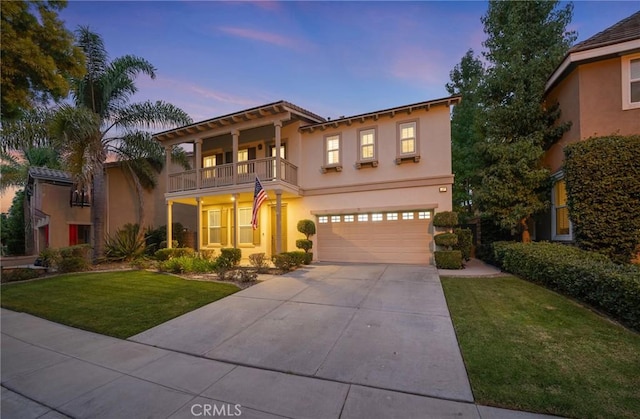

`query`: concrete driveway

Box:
[131,263,473,402]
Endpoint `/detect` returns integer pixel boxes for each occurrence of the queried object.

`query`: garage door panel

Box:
[317,211,433,264]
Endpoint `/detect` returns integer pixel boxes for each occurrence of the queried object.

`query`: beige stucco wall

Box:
[544,55,640,172]
[106,164,196,236]
[298,106,452,190]
[37,182,91,249]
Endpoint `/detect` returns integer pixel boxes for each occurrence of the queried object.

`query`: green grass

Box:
[441,276,640,419]
[1,270,239,339]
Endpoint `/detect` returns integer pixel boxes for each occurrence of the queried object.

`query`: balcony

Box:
[168,156,298,193]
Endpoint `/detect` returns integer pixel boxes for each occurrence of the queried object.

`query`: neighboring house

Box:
[25,167,92,255]
[25,164,196,256]
[154,97,459,264]
[538,11,640,242]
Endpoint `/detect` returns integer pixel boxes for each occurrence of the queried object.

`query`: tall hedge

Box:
[564,135,640,263]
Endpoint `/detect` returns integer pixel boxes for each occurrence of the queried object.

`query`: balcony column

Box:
[167,200,173,249]
[232,129,239,185]
[275,189,282,254]
[196,197,202,251]
[194,138,202,189]
[164,145,172,192]
[274,121,282,180]
[232,193,238,248]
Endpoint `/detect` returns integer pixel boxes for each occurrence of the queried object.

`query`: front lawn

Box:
[1,270,239,339]
[441,276,640,419]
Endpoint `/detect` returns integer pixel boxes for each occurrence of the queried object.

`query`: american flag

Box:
[251,176,268,229]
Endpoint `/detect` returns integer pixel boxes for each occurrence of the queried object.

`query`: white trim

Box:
[546,39,640,92]
[551,178,573,242]
[622,52,640,110]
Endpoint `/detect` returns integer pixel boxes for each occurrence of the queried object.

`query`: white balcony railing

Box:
[168,157,298,193]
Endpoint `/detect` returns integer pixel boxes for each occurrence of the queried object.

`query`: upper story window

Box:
[622,53,640,110]
[203,155,217,168]
[396,121,420,164]
[322,134,342,172]
[70,185,91,207]
[356,128,378,168]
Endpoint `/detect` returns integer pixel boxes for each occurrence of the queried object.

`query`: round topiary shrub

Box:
[434,250,463,269]
[433,211,459,228]
[434,232,459,248]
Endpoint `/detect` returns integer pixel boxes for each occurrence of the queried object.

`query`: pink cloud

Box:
[218,26,309,51]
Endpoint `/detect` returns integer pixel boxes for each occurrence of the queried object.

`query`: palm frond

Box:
[107,100,192,134]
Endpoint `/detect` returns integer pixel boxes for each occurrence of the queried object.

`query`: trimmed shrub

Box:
[564,135,640,263]
[433,211,459,228]
[296,239,313,253]
[454,228,473,261]
[249,253,269,273]
[499,242,640,331]
[57,244,91,273]
[145,223,186,254]
[272,253,295,272]
[158,256,214,274]
[297,219,316,239]
[435,250,463,269]
[303,252,313,265]
[434,233,458,248]
[154,247,195,261]
[1,268,41,283]
[198,249,216,261]
[287,251,307,267]
[219,248,241,266]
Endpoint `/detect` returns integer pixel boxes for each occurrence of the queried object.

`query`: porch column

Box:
[232,193,238,248]
[275,189,282,254]
[164,145,172,192]
[196,197,202,251]
[167,200,173,249]
[231,129,239,185]
[194,138,202,189]
[274,121,282,180]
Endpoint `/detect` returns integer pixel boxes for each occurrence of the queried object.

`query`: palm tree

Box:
[1,107,62,192]
[51,27,192,261]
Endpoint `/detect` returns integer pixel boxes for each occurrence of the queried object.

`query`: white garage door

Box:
[316,210,433,264]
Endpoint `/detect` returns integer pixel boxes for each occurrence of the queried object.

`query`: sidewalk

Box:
[1,312,559,418]
[438,258,506,277]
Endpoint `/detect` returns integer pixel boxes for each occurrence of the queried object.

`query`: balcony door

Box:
[270,145,285,180]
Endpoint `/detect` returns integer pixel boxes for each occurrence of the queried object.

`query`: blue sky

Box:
[59,1,640,122]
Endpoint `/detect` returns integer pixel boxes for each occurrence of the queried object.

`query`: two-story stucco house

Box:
[155,97,459,264]
[538,11,640,242]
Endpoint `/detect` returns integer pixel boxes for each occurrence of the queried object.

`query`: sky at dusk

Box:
[54,1,640,123]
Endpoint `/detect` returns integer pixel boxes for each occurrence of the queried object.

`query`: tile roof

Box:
[570,10,640,53]
[28,167,73,184]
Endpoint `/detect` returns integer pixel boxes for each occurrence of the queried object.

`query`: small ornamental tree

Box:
[433,211,462,269]
[296,219,315,253]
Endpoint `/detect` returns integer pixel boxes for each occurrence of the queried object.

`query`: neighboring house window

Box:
[356,128,378,168]
[396,121,420,163]
[418,211,431,219]
[622,53,640,110]
[208,210,221,244]
[552,179,572,240]
[239,207,253,243]
[357,214,368,222]
[331,215,341,223]
[322,134,342,172]
[402,212,414,220]
[372,213,383,222]
[318,216,328,224]
[70,185,90,207]
[69,224,90,246]
[344,215,354,222]
[386,213,398,221]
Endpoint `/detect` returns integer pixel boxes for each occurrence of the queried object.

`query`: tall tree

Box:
[475,0,575,241]
[1,0,85,120]
[446,49,485,214]
[51,27,192,260]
